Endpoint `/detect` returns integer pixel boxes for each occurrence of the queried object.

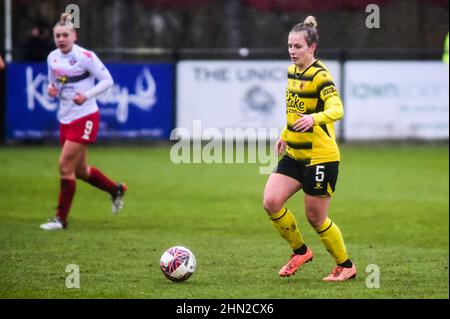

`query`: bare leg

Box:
[75,147,90,180]
[59,141,87,180]
[264,173,313,276]
[304,194,331,228]
[55,141,87,224]
[263,173,302,215]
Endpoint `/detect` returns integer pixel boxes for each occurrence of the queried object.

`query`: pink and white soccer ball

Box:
[160,246,196,282]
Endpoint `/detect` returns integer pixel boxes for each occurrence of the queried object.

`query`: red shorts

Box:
[60,111,100,146]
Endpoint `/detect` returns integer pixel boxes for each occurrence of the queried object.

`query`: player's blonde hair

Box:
[290,16,319,51]
[54,12,75,31]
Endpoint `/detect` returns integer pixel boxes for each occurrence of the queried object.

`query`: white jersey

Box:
[47,44,113,124]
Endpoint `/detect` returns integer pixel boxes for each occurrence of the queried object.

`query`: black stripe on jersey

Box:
[287,141,312,150]
[304,109,318,115]
[316,97,325,112]
[317,81,336,93]
[312,60,322,68]
[288,60,323,80]
[292,91,319,99]
[309,68,327,81]
[287,123,313,133]
[314,98,331,138]
[288,67,326,81]
[295,63,316,78]
[320,124,331,138]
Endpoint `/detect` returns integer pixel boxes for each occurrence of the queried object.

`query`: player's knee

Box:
[263,196,284,214]
[305,212,325,228]
[59,159,69,175]
[59,157,75,177]
[75,168,89,181]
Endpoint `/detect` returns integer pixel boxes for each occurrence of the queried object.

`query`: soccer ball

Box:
[160,246,196,282]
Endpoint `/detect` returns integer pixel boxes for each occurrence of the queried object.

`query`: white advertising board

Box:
[176,60,341,140]
[344,61,449,140]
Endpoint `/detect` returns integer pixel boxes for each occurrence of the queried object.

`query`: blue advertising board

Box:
[6,62,174,140]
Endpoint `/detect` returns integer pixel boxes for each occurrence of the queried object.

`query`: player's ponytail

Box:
[303,16,318,29]
[55,12,75,30]
[290,16,319,56]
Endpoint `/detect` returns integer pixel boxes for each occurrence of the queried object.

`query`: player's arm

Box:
[47,55,58,97]
[80,51,114,100]
[311,71,343,125]
[280,125,288,141]
[275,125,288,155]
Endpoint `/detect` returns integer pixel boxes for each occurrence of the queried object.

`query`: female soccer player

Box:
[40,13,127,230]
[263,16,356,281]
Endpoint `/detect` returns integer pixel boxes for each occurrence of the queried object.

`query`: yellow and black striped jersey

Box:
[280,60,343,165]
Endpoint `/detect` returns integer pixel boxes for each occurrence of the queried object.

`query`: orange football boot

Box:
[278,248,313,277]
[322,264,357,282]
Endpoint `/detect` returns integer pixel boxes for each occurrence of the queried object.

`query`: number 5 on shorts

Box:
[82,120,93,140]
[315,165,325,182]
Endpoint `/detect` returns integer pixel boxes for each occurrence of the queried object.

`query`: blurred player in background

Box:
[40,13,127,230]
[263,16,356,281]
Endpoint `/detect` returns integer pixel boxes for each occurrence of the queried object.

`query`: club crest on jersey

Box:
[69,57,77,65]
[299,82,305,90]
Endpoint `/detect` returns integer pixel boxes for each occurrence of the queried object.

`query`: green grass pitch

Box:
[0,144,448,299]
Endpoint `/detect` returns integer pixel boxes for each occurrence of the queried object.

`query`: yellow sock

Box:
[315,217,349,264]
[269,208,304,251]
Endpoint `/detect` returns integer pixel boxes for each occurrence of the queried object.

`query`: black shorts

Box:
[274,155,339,196]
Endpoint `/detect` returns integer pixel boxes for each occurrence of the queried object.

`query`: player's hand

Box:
[275,138,287,156]
[48,84,58,97]
[73,92,87,105]
[293,113,315,132]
